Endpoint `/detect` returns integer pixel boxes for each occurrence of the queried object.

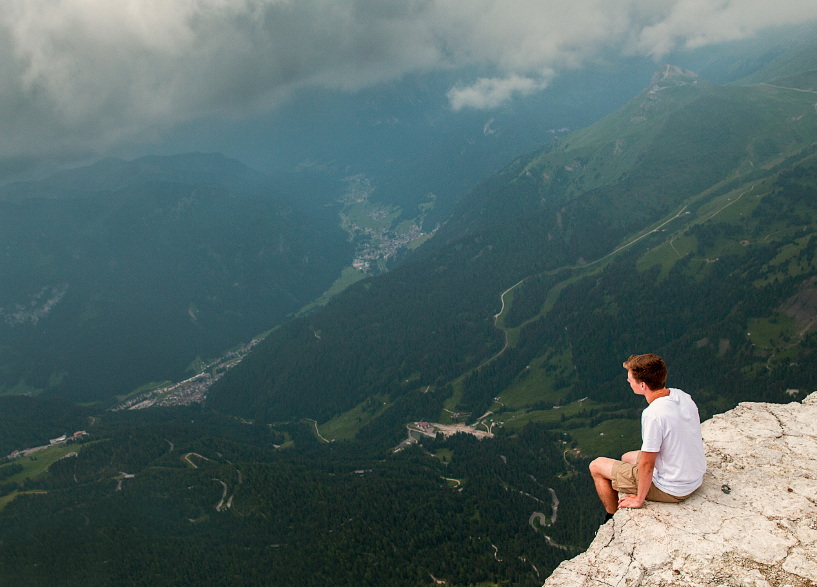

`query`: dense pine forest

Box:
[0,405,601,587]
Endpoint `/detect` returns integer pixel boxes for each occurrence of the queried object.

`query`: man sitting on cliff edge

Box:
[589,354,706,521]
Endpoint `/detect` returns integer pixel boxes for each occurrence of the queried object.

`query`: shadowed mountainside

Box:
[0,154,352,402]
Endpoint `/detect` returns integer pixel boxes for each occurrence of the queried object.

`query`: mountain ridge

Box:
[0,152,273,201]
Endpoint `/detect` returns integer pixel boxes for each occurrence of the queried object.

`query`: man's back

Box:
[641,388,706,497]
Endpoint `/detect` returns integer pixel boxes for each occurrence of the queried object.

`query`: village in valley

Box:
[111,336,265,412]
[351,221,427,272]
[340,173,436,274]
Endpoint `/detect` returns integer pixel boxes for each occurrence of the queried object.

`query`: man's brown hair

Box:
[623,353,667,391]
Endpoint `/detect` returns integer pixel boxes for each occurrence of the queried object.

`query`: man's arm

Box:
[618,451,657,509]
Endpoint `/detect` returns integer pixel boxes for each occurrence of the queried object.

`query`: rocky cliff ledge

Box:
[545,392,817,587]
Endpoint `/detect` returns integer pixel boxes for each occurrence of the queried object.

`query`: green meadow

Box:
[0,443,85,511]
[317,395,392,441]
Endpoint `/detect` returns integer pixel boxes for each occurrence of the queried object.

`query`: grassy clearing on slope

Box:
[318,395,391,441]
[316,266,368,301]
[2,444,82,484]
[765,235,817,279]
[442,380,465,419]
[635,179,769,279]
[493,287,515,331]
[502,399,602,430]
[0,490,48,512]
[407,231,434,250]
[499,396,639,458]
[746,315,797,353]
[499,349,575,410]
[297,267,367,316]
[342,201,401,231]
[119,380,172,402]
[694,183,765,225]
[0,443,86,511]
[0,378,42,397]
[752,233,816,286]
[564,418,641,459]
[393,218,418,235]
[434,448,453,463]
[636,235,696,278]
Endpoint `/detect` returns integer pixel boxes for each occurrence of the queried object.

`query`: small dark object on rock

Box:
[673,570,681,575]
[788,487,793,492]
[721,484,731,494]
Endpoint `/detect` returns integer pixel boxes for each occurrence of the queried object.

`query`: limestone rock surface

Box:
[544,392,817,587]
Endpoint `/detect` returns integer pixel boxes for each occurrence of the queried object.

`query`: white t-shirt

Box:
[641,388,706,497]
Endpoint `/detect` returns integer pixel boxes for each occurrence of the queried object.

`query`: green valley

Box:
[2,43,817,587]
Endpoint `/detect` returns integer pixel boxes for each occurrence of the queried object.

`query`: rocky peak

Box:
[544,392,817,587]
[649,65,700,90]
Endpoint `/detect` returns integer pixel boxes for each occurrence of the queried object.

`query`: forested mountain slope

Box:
[0,154,352,402]
[0,405,599,586]
[209,58,817,433]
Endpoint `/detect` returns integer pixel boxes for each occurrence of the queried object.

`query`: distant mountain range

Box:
[0,153,352,401]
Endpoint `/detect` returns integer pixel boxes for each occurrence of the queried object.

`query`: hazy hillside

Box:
[0,154,352,402]
[0,153,271,200]
[209,55,817,436]
[730,39,817,87]
[435,64,817,244]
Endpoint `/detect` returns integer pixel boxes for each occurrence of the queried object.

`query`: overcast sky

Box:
[2,0,816,175]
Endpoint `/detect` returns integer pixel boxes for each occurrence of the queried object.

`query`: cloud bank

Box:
[448,74,554,112]
[1,0,815,163]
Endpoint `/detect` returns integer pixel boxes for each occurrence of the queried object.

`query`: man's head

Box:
[623,353,667,392]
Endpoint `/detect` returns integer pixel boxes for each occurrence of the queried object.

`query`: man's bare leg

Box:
[621,450,639,464]
[589,457,619,514]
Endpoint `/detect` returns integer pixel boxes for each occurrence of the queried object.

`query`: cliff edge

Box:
[545,392,817,587]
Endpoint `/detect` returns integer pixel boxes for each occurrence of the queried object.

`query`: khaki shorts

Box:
[611,451,688,503]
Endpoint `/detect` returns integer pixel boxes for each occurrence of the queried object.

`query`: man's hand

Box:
[617,494,644,508]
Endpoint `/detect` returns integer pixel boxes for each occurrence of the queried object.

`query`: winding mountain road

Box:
[214,479,228,511]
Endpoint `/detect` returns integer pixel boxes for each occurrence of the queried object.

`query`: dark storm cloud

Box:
[1,0,815,163]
